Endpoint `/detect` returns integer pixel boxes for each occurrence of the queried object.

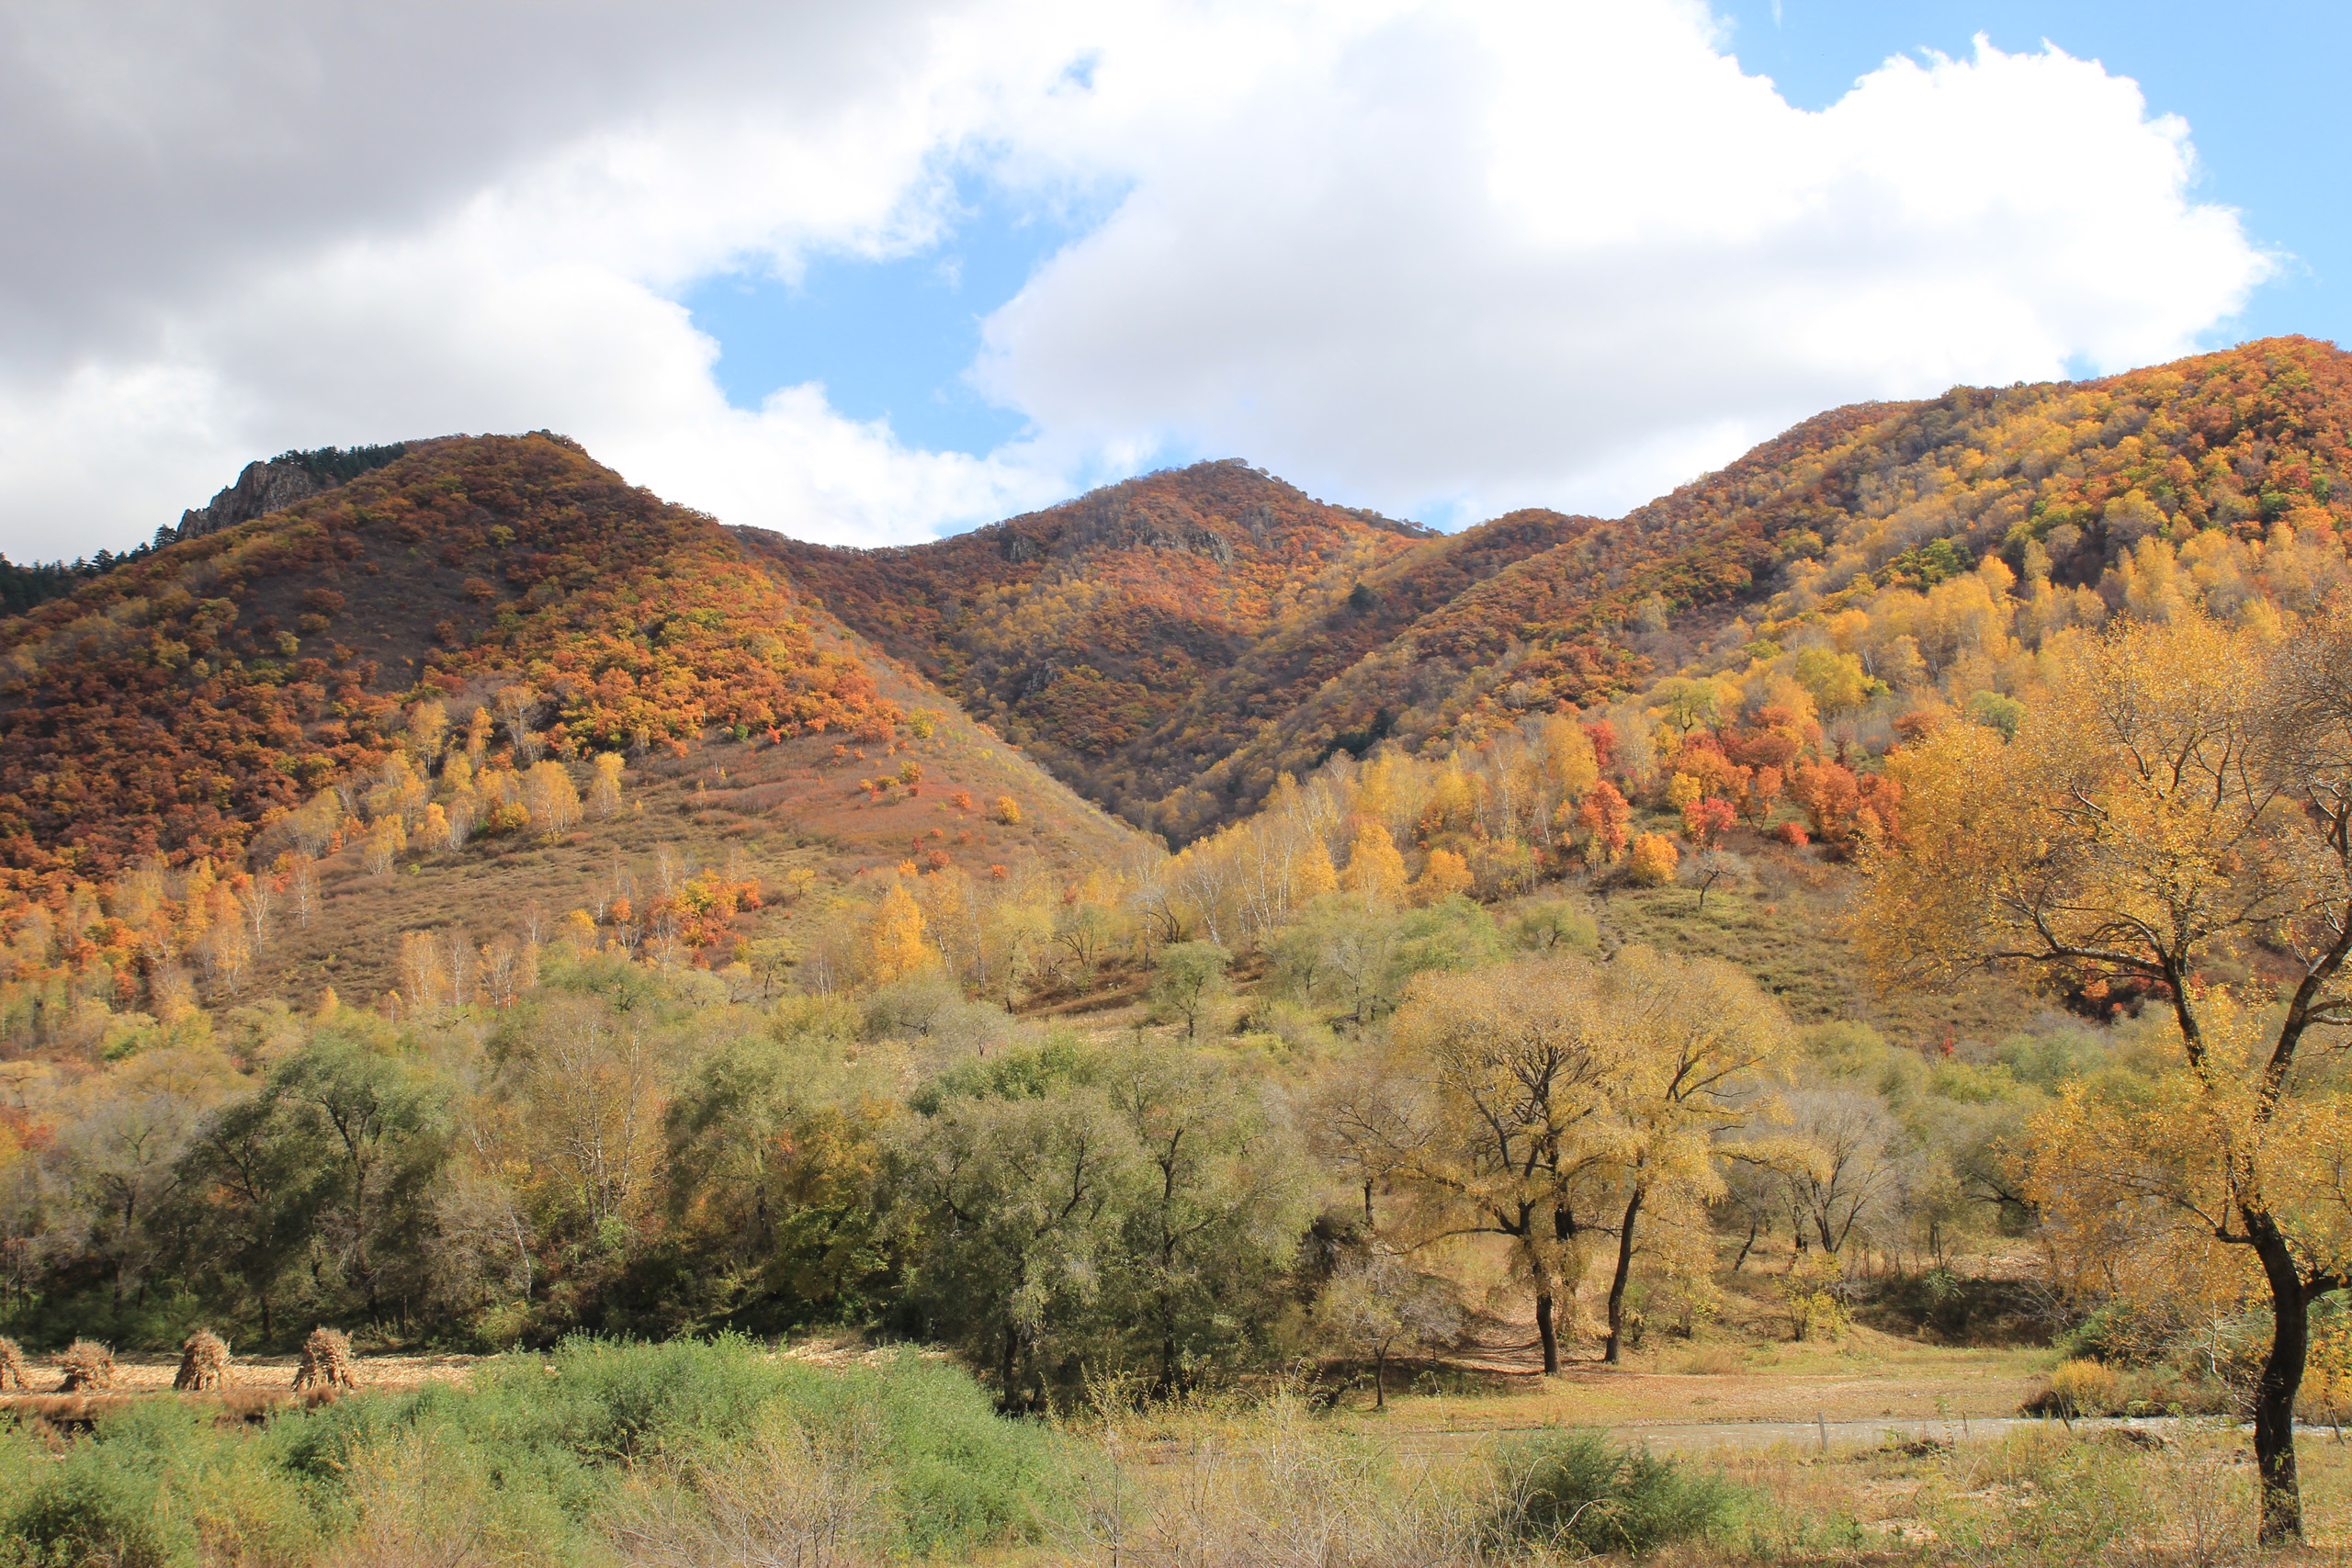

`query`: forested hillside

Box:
[0,434,1151,1040]
[737,460,1438,809]
[11,345,2352,1557]
[768,338,2352,845]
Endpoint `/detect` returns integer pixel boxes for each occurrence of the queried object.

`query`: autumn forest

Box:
[5,339,2352,1561]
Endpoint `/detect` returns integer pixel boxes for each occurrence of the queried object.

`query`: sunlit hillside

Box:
[771,338,2352,848]
[0,434,1151,1041]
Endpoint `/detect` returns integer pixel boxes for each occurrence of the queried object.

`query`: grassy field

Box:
[1588,811,2044,1052]
[0,1308,2324,1565]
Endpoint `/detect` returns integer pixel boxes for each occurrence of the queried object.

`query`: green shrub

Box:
[1486,1427,1740,1555]
[9,1453,193,1568]
[272,1337,1065,1557]
[469,1333,785,1464]
[0,1337,1061,1565]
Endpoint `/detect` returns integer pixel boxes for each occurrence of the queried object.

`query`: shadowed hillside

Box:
[735,460,1435,810]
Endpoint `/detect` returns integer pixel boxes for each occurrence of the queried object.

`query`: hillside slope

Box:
[747,338,2352,843]
[736,460,1435,814]
[0,434,1153,1035]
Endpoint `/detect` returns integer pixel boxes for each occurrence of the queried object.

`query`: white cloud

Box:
[0,1,2275,558]
[978,12,2272,523]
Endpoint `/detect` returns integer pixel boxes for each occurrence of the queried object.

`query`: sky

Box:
[0,0,2336,560]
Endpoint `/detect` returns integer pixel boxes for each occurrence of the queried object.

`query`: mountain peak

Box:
[171,442,413,544]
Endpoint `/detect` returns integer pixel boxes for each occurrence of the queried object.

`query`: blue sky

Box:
[681,178,1085,456]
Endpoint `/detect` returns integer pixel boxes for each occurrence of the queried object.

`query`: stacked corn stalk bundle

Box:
[0,1336,25,1391]
[174,1327,232,1391]
[292,1326,359,1391]
[55,1339,116,1392]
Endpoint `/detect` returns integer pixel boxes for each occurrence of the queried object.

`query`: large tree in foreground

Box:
[1860,609,2352,1544]
[1374,950,1794,1373]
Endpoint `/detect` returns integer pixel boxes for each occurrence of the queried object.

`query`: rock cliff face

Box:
[174,459,327,540]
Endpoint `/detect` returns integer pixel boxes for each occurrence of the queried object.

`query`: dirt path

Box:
[11,1349,477,1396]
[1409,1304,2040,1430]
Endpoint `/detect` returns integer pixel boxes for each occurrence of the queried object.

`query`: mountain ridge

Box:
[9,333,2352,1032]
[747,339,2352,842]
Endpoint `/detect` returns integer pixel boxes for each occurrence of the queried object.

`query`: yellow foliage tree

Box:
[1341,820,1408,909]
[863,883,934,985]
[1293,836,1339,902]
[1862,608,2352,1544]
[589,752,624,819]
[1410,847,1473,906]
[1628,832,1679,886]
[523,761,582,834]
[363,816,406,877]
[1592,948,1803,1361]
[1379,958,1635,1371]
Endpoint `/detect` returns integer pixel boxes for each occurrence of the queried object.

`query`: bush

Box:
[10,1450,194,1568]
[1487,1427,1740,1555]
[284,1337,1068,1558]
[2027,1359,2123,1418]
[1628,832,1680,886]
[1510,898,1598,953]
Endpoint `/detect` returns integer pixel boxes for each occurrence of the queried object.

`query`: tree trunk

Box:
[1604,1187,1644,1365]
[1362,1179,1374,1229]
[999,1324,1019,1411]
[1534,1292,1559,1374]
[1159,1310,1179,1399]
[2251,1220,2310,1544]
[1374,1346,1386,1409]
[1733,1220,1761,1273]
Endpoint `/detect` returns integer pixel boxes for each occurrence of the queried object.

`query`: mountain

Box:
[0,434,1149,1026]
[736,461,1436,807]
[10,334,2349,1035]
[748,337,2352,842]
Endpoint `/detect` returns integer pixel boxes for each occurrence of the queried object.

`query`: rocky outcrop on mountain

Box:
[175,458,327,540]
[172,444,413,541]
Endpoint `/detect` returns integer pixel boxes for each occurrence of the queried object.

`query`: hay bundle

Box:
[174,1326,232,1392]
[55,1338,116,1392]
[292,1326,358,1391]
[0,1336,25,1391]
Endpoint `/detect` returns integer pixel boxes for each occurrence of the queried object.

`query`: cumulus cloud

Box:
[979,9,2272,522]
[0,0,2275,557]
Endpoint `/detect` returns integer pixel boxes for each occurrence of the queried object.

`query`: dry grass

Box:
[1058,1388,1488,1568]
[603,1417,882,1568]
[174,1325,232,1391]
[295,1326,361,1391]
[0,1347,472,1404]
[316,1427,509,1568]
[1588,813,2040,1048]
[53,1337,115,1393]
[238,652,1151,1010]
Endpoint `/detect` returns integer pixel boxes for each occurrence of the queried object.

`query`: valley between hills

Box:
[4,338,2352,1559]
